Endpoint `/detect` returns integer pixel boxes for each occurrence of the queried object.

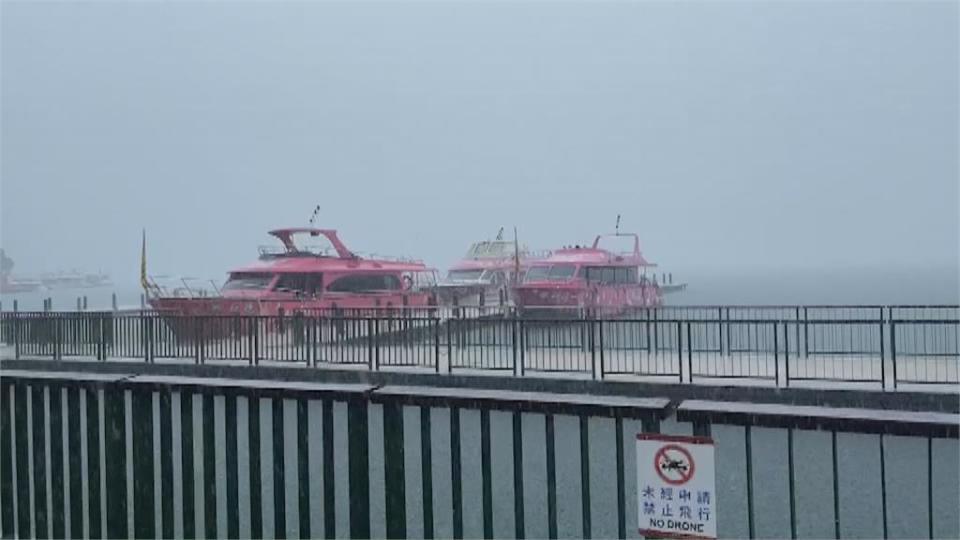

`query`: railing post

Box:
[784,320,790,388]
[598,319,605,381]
[794,306,801,359]
[677,321,683,383]
[511,317,519,377]
[141,311,148,362]
[373,318,380,371]
[434,318,441,374]
[518,319,525,377]
[54,314,62,360]
[654,309,660,352]
[879,308,885,390]
[194,317,202,365]
[718,306,723,355]
[367,318,375,371]
[803,306,809,357]
[725,307,732,356]
[250,317,258,366]
[147,315,155,363]
[686,321,693,383]
[645,308,651,354]
[13,314,20,360]
[93,315,101,362]
[890,319,897,389]
[308,317,316,368]
[590,320,597,381]
[446,319,453,374]
[773,321,779,387]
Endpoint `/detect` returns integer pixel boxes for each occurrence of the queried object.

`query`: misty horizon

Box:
[2,1,957,302]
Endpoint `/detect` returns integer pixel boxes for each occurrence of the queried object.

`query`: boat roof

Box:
[231,257,429,274]
[448,238,548,272]
[449,258,520,272]
[529,233,654,267]
[231,228,429,274]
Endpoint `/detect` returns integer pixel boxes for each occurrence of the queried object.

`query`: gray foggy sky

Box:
[1,0,957,284]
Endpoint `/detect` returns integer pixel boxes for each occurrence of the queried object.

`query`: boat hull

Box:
[513,283,663,318]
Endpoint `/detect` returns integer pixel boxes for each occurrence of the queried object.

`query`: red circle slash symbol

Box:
[654,444,695,485]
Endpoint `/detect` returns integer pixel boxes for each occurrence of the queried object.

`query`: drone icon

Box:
[660,456,689,473]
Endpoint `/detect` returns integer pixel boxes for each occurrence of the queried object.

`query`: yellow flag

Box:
[140,229,149,291]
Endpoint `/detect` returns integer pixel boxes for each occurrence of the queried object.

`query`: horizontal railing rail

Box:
[1,308,957,391]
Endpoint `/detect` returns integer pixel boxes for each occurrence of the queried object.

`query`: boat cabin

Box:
[512,233,662,314]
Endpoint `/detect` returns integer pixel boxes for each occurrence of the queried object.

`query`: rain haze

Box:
[1,0,958,307]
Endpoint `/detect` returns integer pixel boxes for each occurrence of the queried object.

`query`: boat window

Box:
[626,267,638,283]
[583,267,602,282]
[327,274,402,293]
[615,267,631,284]
[274,273,308,294]
[524,266,551,282]
[447,269,485,281]
[548,265,577,279]
[601,267,616,284]
[304,273,323,295]
[222,272,274,291]
[272,273,324,295]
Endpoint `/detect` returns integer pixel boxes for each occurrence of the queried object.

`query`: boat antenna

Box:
[308,205,321,226]
[615,214,621,235]
[513,227,521,283]
[496,227,504,241]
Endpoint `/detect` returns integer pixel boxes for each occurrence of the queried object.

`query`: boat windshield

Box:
[524,264,577,282]
[222,272,274,291]
[447,269,485,281]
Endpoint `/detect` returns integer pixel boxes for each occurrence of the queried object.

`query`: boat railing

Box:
[258,245,336,258]
[147,275,223,299]
[355,252,423,264]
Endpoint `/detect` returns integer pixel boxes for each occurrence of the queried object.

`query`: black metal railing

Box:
[1,306,957,390]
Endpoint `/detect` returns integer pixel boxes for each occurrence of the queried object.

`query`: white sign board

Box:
[636,433,716,540]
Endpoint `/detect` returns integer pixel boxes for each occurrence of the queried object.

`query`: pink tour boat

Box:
[511,232,663,316]
[146,228,438,317]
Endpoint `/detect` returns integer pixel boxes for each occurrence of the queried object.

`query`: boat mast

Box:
[513,227,521,284]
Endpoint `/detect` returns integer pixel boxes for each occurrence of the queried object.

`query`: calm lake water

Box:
[2,266,956,311]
